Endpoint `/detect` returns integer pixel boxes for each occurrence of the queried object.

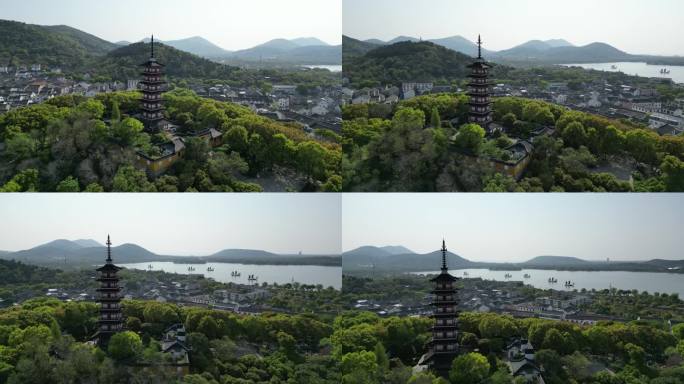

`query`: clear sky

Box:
[342,194,683,262]
[0,0,342,50]
[343,0,684,56]
[0,194,341,255]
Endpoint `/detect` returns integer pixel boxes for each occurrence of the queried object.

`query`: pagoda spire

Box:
[441,239,448,271]
[477,35,482,59]
[106,235,112,263]
[151,34,155,58]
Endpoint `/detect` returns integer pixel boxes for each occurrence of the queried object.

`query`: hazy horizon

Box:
[342,194,684,262]
[0,194,341,255]
[343,0,684,56]
[0,0,342,50]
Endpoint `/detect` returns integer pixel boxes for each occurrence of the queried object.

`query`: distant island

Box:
[0,238,341,268]
[344,34,684,66]
[343,245,684,274]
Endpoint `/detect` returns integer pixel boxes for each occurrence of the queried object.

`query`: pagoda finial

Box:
[106,235,112,263]
[441,239,448,271]
[477,34,482,59]
[151,34,154,58]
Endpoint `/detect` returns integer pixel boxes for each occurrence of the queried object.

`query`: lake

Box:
[120,262,342,290]
[560,62,684,84]
[412,268,684,297]
[302,64,342,72]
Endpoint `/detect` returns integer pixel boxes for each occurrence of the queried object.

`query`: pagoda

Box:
[467,35,494,133]
[140,35,166,132]
[94,235,124,347]
[426,240,460,376]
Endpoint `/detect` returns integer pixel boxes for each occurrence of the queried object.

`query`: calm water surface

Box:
[120,261,341,289]
[413,268,684,297]
[560,62,684,84]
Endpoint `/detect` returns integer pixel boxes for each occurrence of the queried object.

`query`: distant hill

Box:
[343,40,473,85]
[544,39,574,48]
[379,245,414,255]
[342,245,684,274]
[157,36,231,58]
[291,37,330,47]
[387,36,421,44]
[522,255,592,267]
[345,34,684,65]
[73,239,103,248]
[227,38,340,64]
[94,42,237,81]
[492,42,632,63]
[0,19,117,68]
[343,246,473,272]
[364,38,386,45]
[428,35,493,57]
[0,239,341,268]
[342,35,381,61]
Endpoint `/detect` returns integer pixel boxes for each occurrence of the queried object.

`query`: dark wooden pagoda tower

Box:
[467,35,493,133]
[426,240,460,376]
[140,35,166,132]
[94,235,124,347]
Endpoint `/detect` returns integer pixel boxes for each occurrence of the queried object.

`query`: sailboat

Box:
[206,266,214,272]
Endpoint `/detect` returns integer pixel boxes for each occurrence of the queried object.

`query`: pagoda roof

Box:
[430,271,458,282]
[141,59,165,67]
[96,263,122,272]
[467,58,491,69]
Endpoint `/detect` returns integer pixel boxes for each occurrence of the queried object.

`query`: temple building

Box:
[425,240,461,376]
[93,235,124,347]
[140,35,166,132]
[467,35,494,133]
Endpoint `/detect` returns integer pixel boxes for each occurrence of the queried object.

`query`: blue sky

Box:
[0,0,342,50]
[343,0,684,56]
[342,194,684,262]
[0,194,341,255]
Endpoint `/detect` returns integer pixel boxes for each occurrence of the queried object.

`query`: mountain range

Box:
[345,34,684,65]
[0,19,340,67]
[0,239,341,268]
[342,245,684,274]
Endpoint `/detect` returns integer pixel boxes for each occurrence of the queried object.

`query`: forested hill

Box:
[342,35,381,61]
[343,40,474,87]
[0,259,62,285]
[0,19,118,68]
[95,42,238,80]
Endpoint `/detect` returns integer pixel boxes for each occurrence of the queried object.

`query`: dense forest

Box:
[0,297,341,384]
[342,93,684,192]
[336,275,684,384]
[343,41,473,88]
[0,90,341,192]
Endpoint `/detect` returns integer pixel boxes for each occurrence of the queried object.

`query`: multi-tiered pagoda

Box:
[467,35,494,133]
[426,240,460,376]
[140,35,166,132]
[94,235,124,347]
